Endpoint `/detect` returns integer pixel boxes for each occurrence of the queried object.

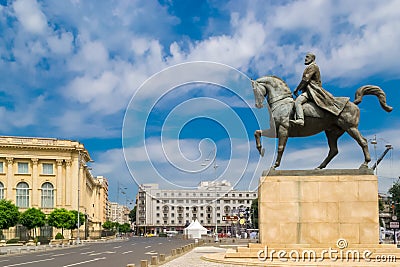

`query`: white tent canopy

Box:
[184,219,208,239]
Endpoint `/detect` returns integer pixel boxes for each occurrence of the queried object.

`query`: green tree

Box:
[19,208,46,238]
[251,198,258,229]
[389,181,400,219]
[67,210,85,233]
[119,223,131,233]
[113,222,120,232]
[0,200,20,238]
[48,208,74,236]
[102,220,114,230]
[129,206,136,223]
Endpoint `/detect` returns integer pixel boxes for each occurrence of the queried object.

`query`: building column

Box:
[65,159,71,206]
[31,158,39,207]
[6,157,13,200]
[56,160,63,207]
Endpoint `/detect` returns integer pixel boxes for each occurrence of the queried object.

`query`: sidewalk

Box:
[159,246,237,267]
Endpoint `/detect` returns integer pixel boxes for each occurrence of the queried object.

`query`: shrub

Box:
[55,233,64,239]
[37,236,51,244]
[158,233,167,237]
[6,238,19,244]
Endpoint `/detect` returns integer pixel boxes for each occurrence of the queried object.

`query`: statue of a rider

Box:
[290,53,342,126]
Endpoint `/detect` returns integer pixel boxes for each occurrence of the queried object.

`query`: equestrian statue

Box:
[252,53,393,169]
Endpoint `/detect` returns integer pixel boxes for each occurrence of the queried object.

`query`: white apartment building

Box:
[136,181,258,235]
[109,202,130,225]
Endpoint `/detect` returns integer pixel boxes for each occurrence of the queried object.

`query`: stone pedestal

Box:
[258,169,378,245]
[202,169,400,266]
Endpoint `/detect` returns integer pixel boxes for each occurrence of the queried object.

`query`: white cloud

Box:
[46,31,74,55]
[13,0,48,34]
[168,12,266,69]
[1,0,400,202]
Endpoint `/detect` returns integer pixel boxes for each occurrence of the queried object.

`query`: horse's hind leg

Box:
[274,126,288,168]
[346,127,371,168]
[317,129,344,169]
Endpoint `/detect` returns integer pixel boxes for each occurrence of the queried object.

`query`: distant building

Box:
[109,202,130,225]
[0,136,108,239]
[135,181,258,235]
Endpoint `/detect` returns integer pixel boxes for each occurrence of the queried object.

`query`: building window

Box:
[16,182,29,208]
[0,162,3,173]
[0,182,4,199]
[42,163,54,175]
[41,182,54,208]
[18,162,29,174]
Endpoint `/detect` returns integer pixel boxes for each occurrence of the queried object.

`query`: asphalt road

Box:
[0,236,195,267]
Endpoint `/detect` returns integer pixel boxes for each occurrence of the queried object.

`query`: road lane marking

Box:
[62,257,106,267]
[80,251,95,254]
[90,251,115,256]
[122,251,133,254]
[36,253,53,257]
[53,252,76,257]
[113,246,121,248]
[0,259,10,263]
[145,251,158,255]
[144,246,151,248]
[89,253,102,256]
[3,258,55,267]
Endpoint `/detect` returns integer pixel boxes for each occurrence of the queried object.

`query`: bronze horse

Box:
[252,76,393,169]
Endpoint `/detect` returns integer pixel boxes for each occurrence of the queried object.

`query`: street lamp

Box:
[117,181,127,204]
[213,161,219,242]
[201,149,219,241]
[77,150,82,245]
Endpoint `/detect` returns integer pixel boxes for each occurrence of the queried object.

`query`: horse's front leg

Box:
[254,128,276,157]
[274,125,289,168]
[254,130,265,157]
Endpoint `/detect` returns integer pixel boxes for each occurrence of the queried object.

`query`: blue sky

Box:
[1,0,399,205]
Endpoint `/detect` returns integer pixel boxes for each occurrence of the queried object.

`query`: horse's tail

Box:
[353,85,393,112]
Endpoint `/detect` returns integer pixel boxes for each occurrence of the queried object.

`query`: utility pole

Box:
[77,150,81,245]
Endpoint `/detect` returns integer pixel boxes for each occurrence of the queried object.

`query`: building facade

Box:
[109,202,130,225]
[0,136,108,239]
[136,181,258,235]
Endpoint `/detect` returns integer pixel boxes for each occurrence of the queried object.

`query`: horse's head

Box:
[251,79,266,109]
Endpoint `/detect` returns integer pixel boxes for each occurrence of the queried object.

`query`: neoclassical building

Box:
[0,136,108,239]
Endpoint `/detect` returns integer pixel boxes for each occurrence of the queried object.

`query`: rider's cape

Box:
[306,81,349,116]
